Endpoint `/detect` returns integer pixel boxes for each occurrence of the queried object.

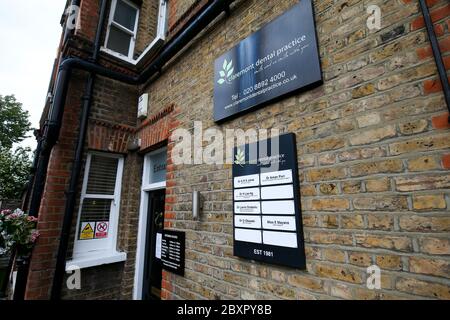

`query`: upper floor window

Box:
[105,0,140,59]
[102,0,168,64]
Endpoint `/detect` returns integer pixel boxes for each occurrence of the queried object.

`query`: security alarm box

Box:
[137,93,149,119]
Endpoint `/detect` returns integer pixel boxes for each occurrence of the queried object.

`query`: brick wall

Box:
[27,66,140,299]
[61,263,124,299]
[167,0,209,36]
[137,0,450,299]
[168,0,199,31]
[91,76,139,127]
[76,0,100,43]
[28,0,450,300]
[117,152,143,299]
[135,0,160,57]
[26,71,87,299]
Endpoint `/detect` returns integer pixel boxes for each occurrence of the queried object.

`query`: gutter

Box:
[26,0,235,299]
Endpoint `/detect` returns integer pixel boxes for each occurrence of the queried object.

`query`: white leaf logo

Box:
[217,59,234,85]
[234,148,245,167]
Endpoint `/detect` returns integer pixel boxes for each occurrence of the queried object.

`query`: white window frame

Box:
[66,152,126,270]
[104,0,140,60]
[133,147,167,300]
[156,0,169,40]
[101,0,168,65]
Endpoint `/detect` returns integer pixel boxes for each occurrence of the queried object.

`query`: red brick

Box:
[423,76,450,94]
[432,113,450,129]
[417,36,450,60]
[442,154,450,169]
[165,212,176,219]
[445,55,450,70]
[434,24,445,37]
[412,4,450,30]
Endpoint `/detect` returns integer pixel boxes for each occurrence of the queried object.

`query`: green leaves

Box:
[0,146,32,199]
[0,95,31,149]
[0,95,32,199]
[217,59,234,85]
[234,148,245,167]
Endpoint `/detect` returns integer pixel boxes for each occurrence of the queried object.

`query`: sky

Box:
[0,1,66,150]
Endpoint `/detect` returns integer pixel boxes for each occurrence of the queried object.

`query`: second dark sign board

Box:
[161,230,185,276]
[232,133,306,269]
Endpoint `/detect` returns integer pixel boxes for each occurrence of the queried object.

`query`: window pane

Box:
[149,151,167,184]
[113,0,137,31]
[106,25,132,56]
[86,155,119,195]
[79,198,112,240]
[80,198,112,222]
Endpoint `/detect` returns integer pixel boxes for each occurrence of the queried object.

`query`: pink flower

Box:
[27,216,38,223]
[0,209,12,216]
[30,230,40,243]
[6,212,20,219]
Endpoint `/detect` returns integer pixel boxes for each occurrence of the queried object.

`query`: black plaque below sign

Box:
[232,133,306,269]
[214,0,322,122]
[161,230,185,276]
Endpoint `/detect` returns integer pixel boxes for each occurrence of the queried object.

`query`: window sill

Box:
[66,251,127,271]
[100,35,164,66]
[100,47,135,64]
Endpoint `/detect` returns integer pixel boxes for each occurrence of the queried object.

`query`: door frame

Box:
[133,147,167,300]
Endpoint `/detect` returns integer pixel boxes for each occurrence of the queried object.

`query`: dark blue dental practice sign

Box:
[232,133,306,269]
[214,0,322,122]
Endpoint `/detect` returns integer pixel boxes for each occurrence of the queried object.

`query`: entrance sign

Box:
[161,230,185,276]
[214,0,322,122]
[232,133,306,269]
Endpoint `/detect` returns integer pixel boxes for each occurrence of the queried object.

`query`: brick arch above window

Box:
[88,119,136,153]
[137,104,179,151]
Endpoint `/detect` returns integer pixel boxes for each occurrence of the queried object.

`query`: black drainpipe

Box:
[50,0,109,300]
[22,130,43,213]
[419,0,450,121]
[45,0,235,299]
[13,0,107,301]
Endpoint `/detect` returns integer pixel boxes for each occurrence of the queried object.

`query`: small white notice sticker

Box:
[155,233,162,259]
[234,215,261,229]
[260,169,293,186]
[235,201,261,214]
[234,174,260,188]
[234,187,260,201]
[262,216,296,231]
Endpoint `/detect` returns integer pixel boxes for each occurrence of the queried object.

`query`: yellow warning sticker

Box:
[79,222,95,240]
